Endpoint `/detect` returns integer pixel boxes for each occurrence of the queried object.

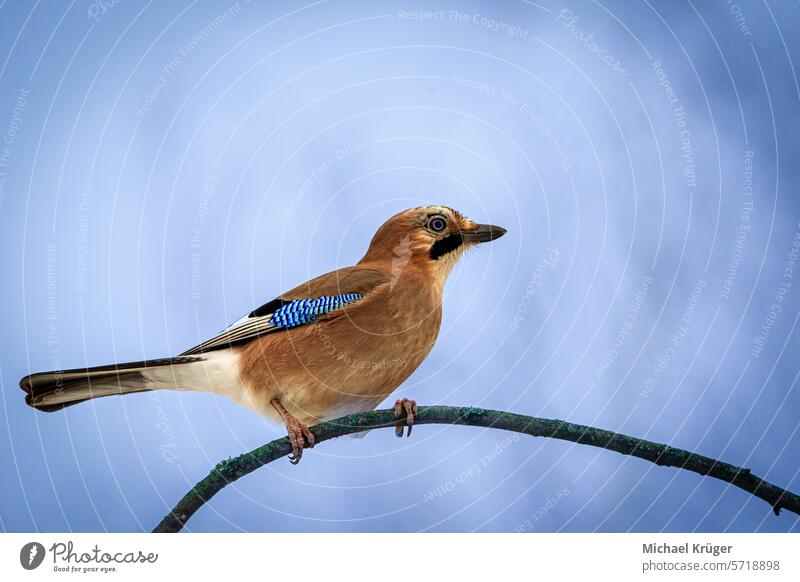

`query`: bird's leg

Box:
[393,398,417,438]
[270,399,315,464]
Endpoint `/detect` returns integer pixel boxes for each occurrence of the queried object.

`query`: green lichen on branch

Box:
[211,457,237,480]
[152,405,800,533]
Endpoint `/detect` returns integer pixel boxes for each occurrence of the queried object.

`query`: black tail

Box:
[20,357,202,412]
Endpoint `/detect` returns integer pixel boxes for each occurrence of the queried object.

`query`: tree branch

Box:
[153,405,800,532]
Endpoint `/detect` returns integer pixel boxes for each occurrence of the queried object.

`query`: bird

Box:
[20,206,506,463]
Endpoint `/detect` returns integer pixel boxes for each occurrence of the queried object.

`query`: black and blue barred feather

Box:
[180,293,365,354]
[270,294,364,328]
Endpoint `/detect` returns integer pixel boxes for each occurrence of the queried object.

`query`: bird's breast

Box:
[237,282,443,423]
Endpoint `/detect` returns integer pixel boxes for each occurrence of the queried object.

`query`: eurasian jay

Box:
[21,206,506,462]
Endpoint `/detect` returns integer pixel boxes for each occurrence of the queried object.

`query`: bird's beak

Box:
[462,223,507,244]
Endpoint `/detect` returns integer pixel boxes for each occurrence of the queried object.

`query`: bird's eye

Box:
[428,216,447,232]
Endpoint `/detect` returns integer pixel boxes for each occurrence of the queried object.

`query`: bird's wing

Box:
[180,267,387,356]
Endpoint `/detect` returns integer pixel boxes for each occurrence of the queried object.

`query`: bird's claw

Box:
[271,399,315,465]
[286,418,315,464]
[394,398,417,438]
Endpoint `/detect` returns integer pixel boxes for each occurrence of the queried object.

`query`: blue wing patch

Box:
[181,293,365,355]
[270,293,364,328]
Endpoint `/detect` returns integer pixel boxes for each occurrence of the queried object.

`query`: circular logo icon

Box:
[19,542,46,570]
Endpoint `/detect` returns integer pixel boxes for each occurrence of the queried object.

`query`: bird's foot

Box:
[394,398,417,438]
[271,399,315,464]
[285,417,315,464]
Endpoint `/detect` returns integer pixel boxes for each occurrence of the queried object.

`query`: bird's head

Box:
[359,205,506,286]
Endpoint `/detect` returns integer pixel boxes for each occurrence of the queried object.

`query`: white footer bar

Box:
[1,533,797,581]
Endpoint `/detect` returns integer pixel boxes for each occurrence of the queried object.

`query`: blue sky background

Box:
[1,0,799,532]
